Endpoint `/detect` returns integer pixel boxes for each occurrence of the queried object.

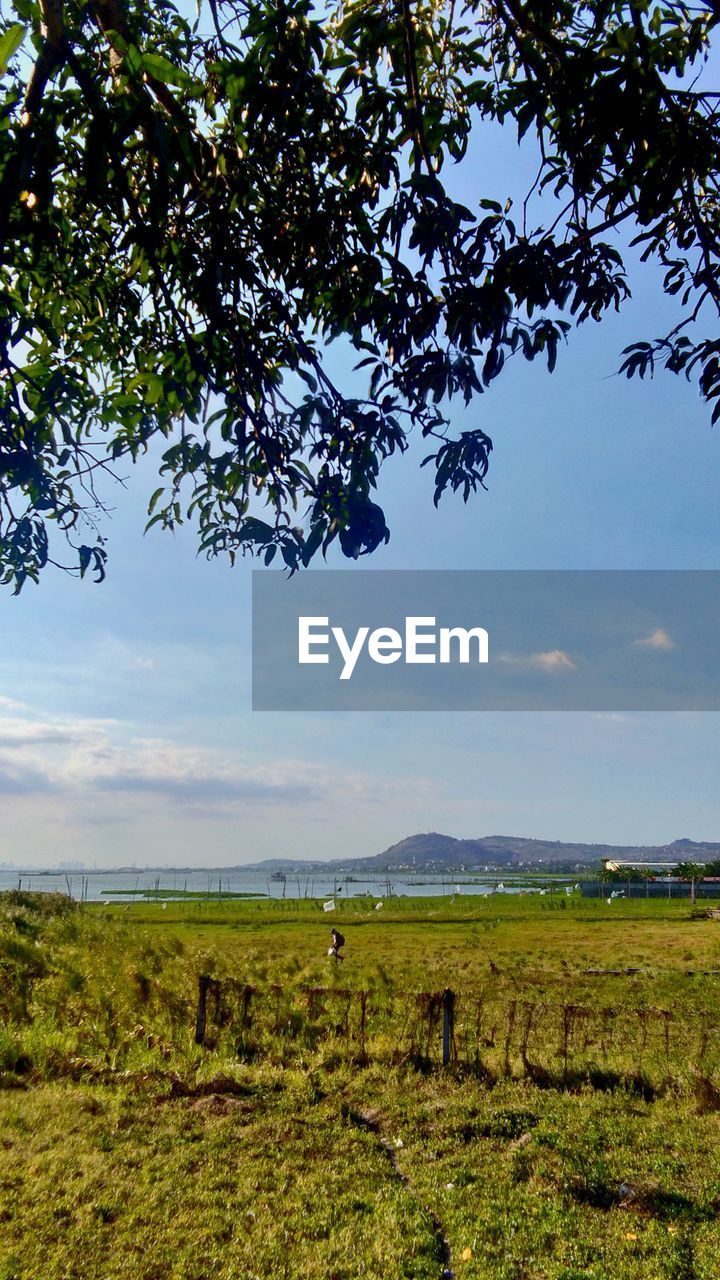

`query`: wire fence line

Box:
[193,975,720,1084]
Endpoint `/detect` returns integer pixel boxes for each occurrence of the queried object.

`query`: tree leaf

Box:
[141,51,192,87]
[0,23,26,73]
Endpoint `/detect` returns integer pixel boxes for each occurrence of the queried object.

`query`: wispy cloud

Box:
[93,772,313,804]
[0,694,29,712]
[0,720,82,747]
[0,761,55,796]
[633,628,676,651]
[81,738,319,806]
[0,703,398,813]
[497,649,576,673]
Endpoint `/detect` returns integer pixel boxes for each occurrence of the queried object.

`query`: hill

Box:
[362,832,720,870]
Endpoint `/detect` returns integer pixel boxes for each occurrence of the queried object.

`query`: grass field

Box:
[3,889,720,1279]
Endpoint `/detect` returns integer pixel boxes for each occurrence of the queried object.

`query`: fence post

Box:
[442,988,455,1067]
[195,973,211,1046]
[358,990,368,1045]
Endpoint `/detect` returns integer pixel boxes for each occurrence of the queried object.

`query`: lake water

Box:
[2,869,714,901]
[0,867,561,902]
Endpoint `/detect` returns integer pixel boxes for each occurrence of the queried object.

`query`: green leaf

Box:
[0,23,26,73]
[147,487,165,516]
[78,545,92,579]
[141,51,192,87]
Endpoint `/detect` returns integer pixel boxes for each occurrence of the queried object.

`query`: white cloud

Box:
[0,694,29,712]
[0,719,84,747]
[633,628,676,651]
[0,703,404,813]
[71,737,320,806]
[498,649,576,673]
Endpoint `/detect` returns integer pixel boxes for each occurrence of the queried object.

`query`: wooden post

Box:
[442,988,455,1067]
[358,990,368,1049]
[195,974,211,1046]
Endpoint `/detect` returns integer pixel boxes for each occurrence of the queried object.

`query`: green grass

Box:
[0,1076,444,1280]
[3,1072,720,1279]
[4,890,720,1278]
[102,888,267,899]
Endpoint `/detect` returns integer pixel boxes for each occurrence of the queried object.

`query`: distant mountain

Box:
[242,833,720,873]
[362,832,720,870]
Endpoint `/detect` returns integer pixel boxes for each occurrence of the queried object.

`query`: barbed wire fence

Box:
[192,975,720,1086]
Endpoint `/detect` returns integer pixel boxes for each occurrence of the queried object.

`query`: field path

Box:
[346,1104,454,1279]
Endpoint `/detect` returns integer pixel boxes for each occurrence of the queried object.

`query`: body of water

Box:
[0,868,574,902]
[3,869,712,902]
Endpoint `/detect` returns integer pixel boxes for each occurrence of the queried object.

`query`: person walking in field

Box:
[328,928,345,961]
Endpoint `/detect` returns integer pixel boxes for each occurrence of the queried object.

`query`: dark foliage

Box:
[1,0,718,586]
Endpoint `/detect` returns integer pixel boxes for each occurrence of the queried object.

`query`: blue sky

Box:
[1,120,720,866]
